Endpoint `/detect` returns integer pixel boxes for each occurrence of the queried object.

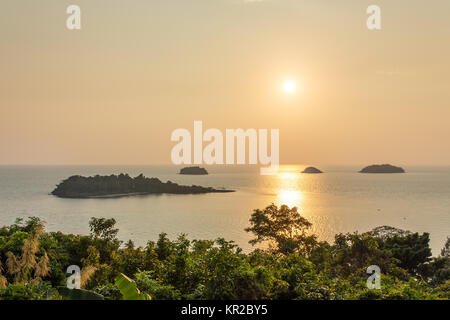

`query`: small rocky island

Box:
[359,164,405,174]
[51,174,233,198]
[179,166,208,175]
[301,167,323,174]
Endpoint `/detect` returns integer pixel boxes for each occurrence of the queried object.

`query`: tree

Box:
[3,224,50,285]
[381,232,432,274]
[89,218,119,242]
[0,259,7,289]
[88,218,120,268]
[245,204,317,255]
[422,237,450,285]
[155,233,174,261]
[331,232,401,278]
[441,237,450,258]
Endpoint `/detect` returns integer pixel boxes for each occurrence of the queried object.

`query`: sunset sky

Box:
[1,0,449,165]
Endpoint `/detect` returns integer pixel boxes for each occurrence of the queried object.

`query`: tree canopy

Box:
[0,206,448,300]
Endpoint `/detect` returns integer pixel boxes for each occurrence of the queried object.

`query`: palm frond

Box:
[80,266,97,288]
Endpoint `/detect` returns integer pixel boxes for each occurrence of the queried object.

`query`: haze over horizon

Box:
[1,0,450,166]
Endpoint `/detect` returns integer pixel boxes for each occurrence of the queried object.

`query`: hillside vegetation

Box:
[0,204,448,300]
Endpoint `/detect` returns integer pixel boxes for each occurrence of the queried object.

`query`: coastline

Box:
[2,165,447,255]
[53,189,235,199]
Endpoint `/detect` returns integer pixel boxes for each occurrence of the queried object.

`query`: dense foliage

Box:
[0,204,448,300]
[179,167,208,175]
[359,164,405,173]
[51,174,233,198]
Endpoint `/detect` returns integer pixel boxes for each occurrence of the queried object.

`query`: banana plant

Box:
[115,273,151,300]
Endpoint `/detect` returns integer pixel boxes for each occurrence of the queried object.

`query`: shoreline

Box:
[53,189,235,199]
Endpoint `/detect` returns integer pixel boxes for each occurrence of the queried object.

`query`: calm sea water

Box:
[0,165,449,255]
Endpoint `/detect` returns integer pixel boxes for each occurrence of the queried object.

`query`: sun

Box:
[283,80,296,93]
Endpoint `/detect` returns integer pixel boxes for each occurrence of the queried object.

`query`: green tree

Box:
[245,204,317,255]
[89,218,119,242]
[3,224,50,285]
[381,232,432,275]
[331,232,402,279]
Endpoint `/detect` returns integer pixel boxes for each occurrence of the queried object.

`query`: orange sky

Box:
[1,0,449,165]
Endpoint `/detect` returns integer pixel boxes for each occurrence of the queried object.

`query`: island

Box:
[179,166,208,175]
[359,164,405,174]
[301,167,323,174]
[51,174,234,198]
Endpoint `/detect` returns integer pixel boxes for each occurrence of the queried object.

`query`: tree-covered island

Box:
[51,174,234,198]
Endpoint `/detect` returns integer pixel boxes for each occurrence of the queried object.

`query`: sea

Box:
[0,165,449,255]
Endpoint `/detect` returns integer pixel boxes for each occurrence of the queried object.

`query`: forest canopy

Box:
[0,204,448,300]
[51,174,234,198]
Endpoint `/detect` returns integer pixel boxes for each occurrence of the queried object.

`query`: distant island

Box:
[359,164,405,174]
[51,174,233,198]
[179,166,208,175]
[301,167,323,174]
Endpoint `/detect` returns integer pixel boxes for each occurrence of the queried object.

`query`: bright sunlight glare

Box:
[283,81,296,93]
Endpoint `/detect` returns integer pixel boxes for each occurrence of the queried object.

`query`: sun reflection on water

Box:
[277,189,303,208]
[275,166,304,208]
